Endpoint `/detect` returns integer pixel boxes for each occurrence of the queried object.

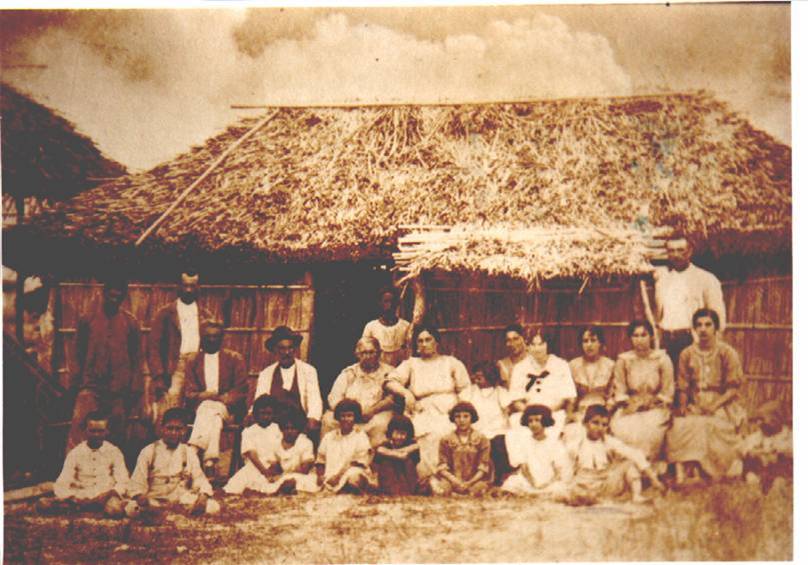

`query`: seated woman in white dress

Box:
[384,325,471,476]
[362,287,411,368]
[610,320,674,462]
[321,336,396,447]
[507,329,576,440]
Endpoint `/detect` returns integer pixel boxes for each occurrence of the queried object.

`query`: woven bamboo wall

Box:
[51,278,315,389]
[424,272,792,415]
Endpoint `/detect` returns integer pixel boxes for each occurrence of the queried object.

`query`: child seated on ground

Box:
[565,404,665,504]
[373,414,424,495]
[264,407,319,495]
[126,408,220,517]
[740,400,792,494]
[460,361,511,439]
[38,411,128,518]
[316,399,375,494]
[223,395,286,495]
[430,401,491,496]
[501,404,572,497]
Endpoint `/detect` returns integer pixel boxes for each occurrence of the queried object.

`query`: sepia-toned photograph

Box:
[1,2,793,562]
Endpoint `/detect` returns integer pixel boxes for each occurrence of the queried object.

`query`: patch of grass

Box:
[3,480,792,563]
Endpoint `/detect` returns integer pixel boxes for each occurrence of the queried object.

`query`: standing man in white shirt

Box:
[184,320,247,478]
[147,268,210,426]
[252,326,323,442]
[654,237,726,372]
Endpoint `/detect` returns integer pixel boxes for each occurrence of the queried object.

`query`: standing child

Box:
[316,399,375,493]
[373,415,423,495]
[501,404,572,497]
[263,408,319,495]
[460,361,511,439]
[38,411,128,518]
[126,408,220,517]
[430,402,491,496]
[565,404,665,504]
[223,395,283,495]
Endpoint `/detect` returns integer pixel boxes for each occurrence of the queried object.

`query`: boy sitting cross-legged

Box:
[125,408,220,517]
[565,404,665,504]
[38,411,128,519]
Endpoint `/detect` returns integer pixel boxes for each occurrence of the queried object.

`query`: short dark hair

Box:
[578,326,605,347]
[378,286,399,303]
[411,324,441,355]
[162,407,188,426]
[102,276,128,293]
[529,327,557,355]
[521,404,555,427]
[471,361,503,387]
[83,411,110,429]
[583,404,610,423]
[253,394,277,414]
[627,319,655,339]
[386,414,415,442]
[504,323,526,338]
[278,407,307,431]
[692,308,721,331]
[334,398,363,421]
[449,401,479,423]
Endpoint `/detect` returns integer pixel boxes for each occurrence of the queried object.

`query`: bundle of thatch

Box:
[26,92,790,281]
[1,83,126,201]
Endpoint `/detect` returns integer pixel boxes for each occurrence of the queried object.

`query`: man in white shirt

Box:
[184,320,247,477]
[253,326,323,441]
[654,237,726,372]
[147,269,210,424]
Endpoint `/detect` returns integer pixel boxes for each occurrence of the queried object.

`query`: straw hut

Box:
[12,92,791,420]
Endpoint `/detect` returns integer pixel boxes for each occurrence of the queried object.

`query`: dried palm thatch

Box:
[1,83,126,200]
[29,92,790,281]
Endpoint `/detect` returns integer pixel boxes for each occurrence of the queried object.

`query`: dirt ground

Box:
[3,479,792,563]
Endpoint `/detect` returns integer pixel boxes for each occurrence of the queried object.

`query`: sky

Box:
[0,3,791,172]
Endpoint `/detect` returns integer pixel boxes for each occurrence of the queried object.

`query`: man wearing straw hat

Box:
[253,326,323,439]
[654,236,726,372]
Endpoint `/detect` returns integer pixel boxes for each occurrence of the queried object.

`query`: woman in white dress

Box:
[384,325,471,475]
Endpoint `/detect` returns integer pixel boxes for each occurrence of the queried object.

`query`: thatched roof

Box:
[27,92,790,281]
[1,83,126,200]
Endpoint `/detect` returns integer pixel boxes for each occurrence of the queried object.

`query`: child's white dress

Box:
[565,433,649,497]
[460,385,511,439]
[262,434,319,494]
[501,428,572,496]
[317,427,374,492]
[223,423,282,494]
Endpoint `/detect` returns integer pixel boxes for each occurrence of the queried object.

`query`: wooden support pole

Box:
[639,278,660,350]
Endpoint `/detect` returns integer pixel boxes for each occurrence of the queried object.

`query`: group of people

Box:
[42,238,791,518]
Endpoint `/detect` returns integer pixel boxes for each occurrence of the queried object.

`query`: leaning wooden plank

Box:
[4,482,54,502]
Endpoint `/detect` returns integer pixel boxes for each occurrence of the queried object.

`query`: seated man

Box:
[126,408,220,517]
[184,320,247,478]
[322,336,395,447]
[38,411,128,518]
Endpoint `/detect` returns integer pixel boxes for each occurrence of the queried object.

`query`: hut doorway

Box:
[309,264,396,398]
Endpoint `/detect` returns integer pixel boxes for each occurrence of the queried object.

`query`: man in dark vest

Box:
[252,326,322,438]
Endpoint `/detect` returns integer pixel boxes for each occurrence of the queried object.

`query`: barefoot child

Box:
[39,411,128,518]
[316,399,374,493]
[263,407,319,495]
[373,415,423,495]
[430,402,491,496]
[501,404,572,497]
[126,408,220,517]
[223,394,283,495]
[460,361,511,439]
[565,404,665,504]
